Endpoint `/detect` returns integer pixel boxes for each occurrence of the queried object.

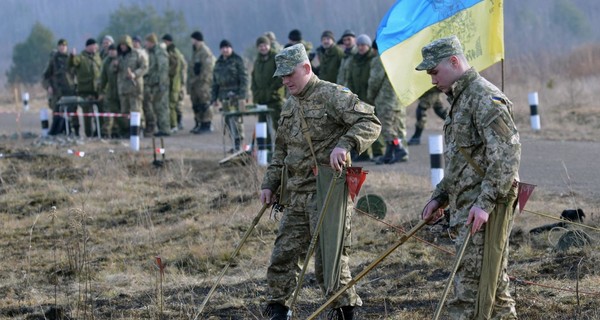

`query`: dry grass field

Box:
[0,47,599,319]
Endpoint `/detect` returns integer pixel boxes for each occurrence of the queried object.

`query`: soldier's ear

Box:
[302,62,311,74]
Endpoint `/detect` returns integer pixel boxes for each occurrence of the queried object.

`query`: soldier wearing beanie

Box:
[188,30,215,134]
[143,32,171,136]
[336,29,357,86]
[251,34,283,136]
[162,33,187,132]
[315,30,343,83]
[260,43,380,320]
[285,29,313,58]
[211,39,248,151]
[43,38,75,135]
[67,37,102,137]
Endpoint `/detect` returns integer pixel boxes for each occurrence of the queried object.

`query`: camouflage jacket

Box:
[336,45,357,86]
[211,52,248,102]
[69,50,102,95]
[145,45,169,90]
[367,56,401,111]
[261,74,381,193]
[251,50,283,105]
[431,68,521,226]
[316,45,343,84]
[99,56,119,101]
[166,44,183,101]
[114,46,148,95]
[346,49,375,103]
[187,42,215,102]
[42,51,75,96]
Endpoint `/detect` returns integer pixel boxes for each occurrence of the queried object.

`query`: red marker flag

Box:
[346,167,368,202]
[517,182,536,213]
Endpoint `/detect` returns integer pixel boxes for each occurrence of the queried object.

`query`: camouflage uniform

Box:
[418,37,520,320]
[144,40,170,135]
[251,48,283,130]
[43,47,75,135]
[188,41,215,132]
[176,50,187,129]
[316,44,344,84]
[261,44,381,311]
[114,36,148,134]
[367,55,409,164]
[211,51,248,144]
[99,53,121,137]
[336,45,357,86]
[69,50,102,137]
[165,43,183,129]
[408,87,448,145]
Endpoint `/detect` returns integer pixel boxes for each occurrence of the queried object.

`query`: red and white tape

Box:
[54,112,130,118]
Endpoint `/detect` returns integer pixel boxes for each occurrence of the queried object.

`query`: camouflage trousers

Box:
[190,91,213,123]
[267,192,362,309]
[221,98,244,141]
[376,104,406,142]
[144,86,170,133]
[448,207,517,319]
[415,87,447,130]
[118,93,143,136]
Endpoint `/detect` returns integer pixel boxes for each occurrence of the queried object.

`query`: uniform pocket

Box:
[303,106,335,141]
[453,120,481,148]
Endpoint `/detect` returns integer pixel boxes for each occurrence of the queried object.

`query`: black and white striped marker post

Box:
[130,112,141,151]
[429,135,444,188]
[528,92,541,131]
[256,121,268,166]
[22,92,30,111]
[40,109,49,137]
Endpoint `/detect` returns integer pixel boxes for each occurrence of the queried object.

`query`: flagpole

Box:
[501,59,505,92]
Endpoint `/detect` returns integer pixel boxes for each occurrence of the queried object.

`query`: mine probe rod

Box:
[307,218,431,320]
[193,203,270,319]
[433,229,472,320]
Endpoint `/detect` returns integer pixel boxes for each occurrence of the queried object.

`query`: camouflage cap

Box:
[415,35,463,71]
[273,43,308,77]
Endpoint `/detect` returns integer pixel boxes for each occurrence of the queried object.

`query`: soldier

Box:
[143,33,170,137]
[99,35,114,60]
[69,38,102,137]
[264,31,283,53]
[113,35,148,136]
[314,30,344,83]
[368,40,408,164]
[286,29,314,66]
[251,36,284,132]
[336,29,357,86]
[346,34,382,161]
[43,38,75,136]
[211,39,248,151]
[162,34,185,133]
[188,31,215,134]
[407,87,448,145]
[260,44,381,320]
[419,36,520,319]
[99,44,121,138]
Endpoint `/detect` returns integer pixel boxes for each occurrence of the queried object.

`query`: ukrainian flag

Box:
[376,0,504,106]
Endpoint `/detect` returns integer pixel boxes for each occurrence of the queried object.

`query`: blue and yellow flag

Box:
[376,0,504,106]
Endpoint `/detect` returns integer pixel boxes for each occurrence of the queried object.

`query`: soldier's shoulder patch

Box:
[491,96,507,106]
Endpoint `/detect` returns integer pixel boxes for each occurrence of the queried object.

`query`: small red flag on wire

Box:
[346,167,368,202]
[517,182,536,213]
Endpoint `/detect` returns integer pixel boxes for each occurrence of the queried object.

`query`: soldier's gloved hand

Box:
[260,189,274,205]
[193,62,201,75]
[466,206,489,235]
[329,147,347,172]
[421,199,444,224]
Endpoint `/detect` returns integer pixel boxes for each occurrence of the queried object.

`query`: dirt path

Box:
[2,110,599,200]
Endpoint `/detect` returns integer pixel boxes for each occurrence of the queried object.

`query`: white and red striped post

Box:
[22,92,30,112]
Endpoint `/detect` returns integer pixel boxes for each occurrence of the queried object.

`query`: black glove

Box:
[194,62,201,75]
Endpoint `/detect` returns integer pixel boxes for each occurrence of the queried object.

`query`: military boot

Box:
[48,116,65,136]
[389,144,408,164]
[408,127,423,145]
[177,113,184,130]
[327,306,354,320]
[199,122,212,133]
[264,302,288,320]
[375,142,394,165]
